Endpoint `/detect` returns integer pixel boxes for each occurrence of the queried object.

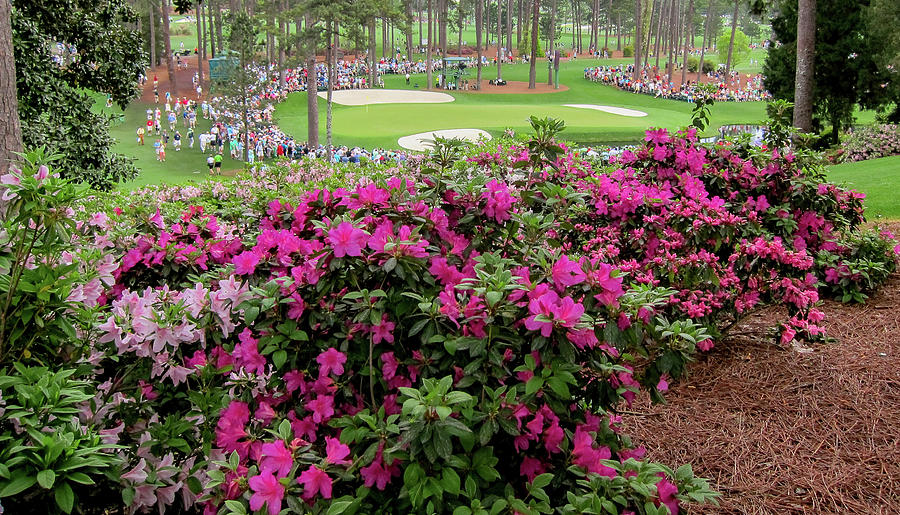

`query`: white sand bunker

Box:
[397,129,492,151]
[564,104,648,117]
[318,89,455,106]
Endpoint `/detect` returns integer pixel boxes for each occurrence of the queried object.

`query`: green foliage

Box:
[0,150,95,364]
[764,0,894,143]
[815,228,899,303]
[689,84,718,131]
[717,28,751,67]
[0,365,122,514]
[11,0,145,189]
[764,99,797,150]
[686,57,715,74]
[623,45,634,58]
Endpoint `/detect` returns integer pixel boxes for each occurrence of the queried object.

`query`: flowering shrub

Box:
[842,124,900,162]
[0,122,896,514]
[815,228,899,303]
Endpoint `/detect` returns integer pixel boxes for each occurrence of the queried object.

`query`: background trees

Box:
[11,0,145,189]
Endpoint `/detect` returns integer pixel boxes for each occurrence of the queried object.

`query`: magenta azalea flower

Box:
[248,471,285,515]
[327,221,368,258]
[305,395,335,424]
[316,348,347,377]
[324,437,351,465]
[233,250,261,275]
[552,255,586,288]
[297,465,333,500]
[360,457,392,490]
[644,127,671,145]
[259,440,294,478]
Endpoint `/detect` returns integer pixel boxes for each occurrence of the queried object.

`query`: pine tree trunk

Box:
[528,0,538,87]
[0,0,21,172]
[605,0,612,50]
[458,7,463,55]
[506,0,513,52]
[149,2,157,67]
[616,12,621,50]
[724,0,738,75]
[652,0,662,68]
[697,0,712,81]
[278,1,286,89]
[793,0,815,132]
[426,0,433,89]
[517,0,523,47]
[419,0,423,47]
[547,0,556,84]
[207,0,216,57]
[196,1,205,86]
[214,0,223,53]
[633,0,641,79]
[680,0,693,84]
[406,0,414,58]
[496,0,503,79]
[307,13,319,149]
[161,0,176,91]
[369,17,377,85]
[476,0,483,87]
[326,20,333,154]
[667,0,678,78]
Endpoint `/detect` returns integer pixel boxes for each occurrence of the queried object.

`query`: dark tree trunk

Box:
[517,0,523,47]
[496,0,503,79]
[793,0,815,132]
[419,0,423,47]
[0,0,21,172]
[406,0,414,58]
[528,0,539,87]
[214,0,223,53]
[696,0,712,81]
[724,0,738,75]
[652,0,663,68]
[633,0,641,79]
[548,0,556,84]
[307,13,319,149]
[441,0,448,86]
[616,12,621,50]
[207,0,216,57]
[426,0,433,89]
[605,0,612,50]
[196,1,205,86]
[369,17,377,85]
[476,0,483,87]
[149,2,157,67]
[680,0,693,84]
[161,0,176,91]
[507,0,513,53]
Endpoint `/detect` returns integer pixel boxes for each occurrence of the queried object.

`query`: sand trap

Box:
[318,89,455,106]
[397,129,492,151]
[564,104,648,117]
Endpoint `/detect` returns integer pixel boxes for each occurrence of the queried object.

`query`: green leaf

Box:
[441,468,461,496]
[531,473,553,490]
[525,376,544,396]
[272,350,287,369]
[0,474,36,497]
[327,499,353,515]
[54,482,74,514]
[37,469,56,489]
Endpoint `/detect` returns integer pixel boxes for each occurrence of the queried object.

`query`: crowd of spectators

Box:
[584,64,771,102]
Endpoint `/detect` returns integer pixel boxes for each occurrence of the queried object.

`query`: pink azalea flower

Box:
[306,395,335,423]
[249,471,285,515]
[233,250,261,275]
[360,457,392,490]
[327,222,368,258]
[216,401,251,459]
[259,440,294,478]
[552,255,586,288]
[655,477,680,515]
[316,348,347,377]
[372,315,395,344]
[519,456,546,482]
[324,437,351,465]
[297,465,333,500]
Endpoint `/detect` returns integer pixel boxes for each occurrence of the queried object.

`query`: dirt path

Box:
[622,270,900,514]
[142,55,208,103]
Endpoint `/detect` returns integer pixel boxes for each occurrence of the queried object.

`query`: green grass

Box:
[827,156,900,219]
[91,93,244,189]
[273,58,768,149]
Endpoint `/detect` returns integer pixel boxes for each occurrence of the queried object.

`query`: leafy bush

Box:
[842,124,900,161]
[622,45,634,58]
[686,57,715,74]
[815,228,899,303]
[0,120,896,514]
[0,365,122,514]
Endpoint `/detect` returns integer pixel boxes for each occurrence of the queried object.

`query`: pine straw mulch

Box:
[621,273,900,514]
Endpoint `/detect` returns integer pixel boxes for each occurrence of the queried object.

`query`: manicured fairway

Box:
[827,156,900,220]
[274,58,769,149]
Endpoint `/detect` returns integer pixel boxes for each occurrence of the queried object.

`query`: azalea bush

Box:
[0,120,897,515]
[841,124,900,162]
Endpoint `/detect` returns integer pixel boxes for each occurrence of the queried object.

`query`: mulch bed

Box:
[622,269,900,514]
